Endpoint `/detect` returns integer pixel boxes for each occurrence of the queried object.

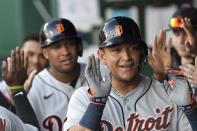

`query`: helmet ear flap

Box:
[77,38,83,57]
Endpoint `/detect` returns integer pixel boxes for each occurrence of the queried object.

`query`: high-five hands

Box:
[2,47,37,93]
[85,55,111,97]
[148,30,172,81]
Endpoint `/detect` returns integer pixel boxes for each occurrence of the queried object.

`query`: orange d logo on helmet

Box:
[56,23,65,32]
[106,25,123,39]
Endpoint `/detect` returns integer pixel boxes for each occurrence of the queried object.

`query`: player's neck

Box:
[48,64,80,84]
[181,56,193,65]
[112,75,141,96]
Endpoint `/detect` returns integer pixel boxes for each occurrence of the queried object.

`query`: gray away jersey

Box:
[0,80,10,100]
[28,63,87,131]
[0,106,38,131]
[63,76,192,131]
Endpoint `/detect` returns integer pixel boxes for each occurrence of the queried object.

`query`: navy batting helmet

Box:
[99,16,147,62]
[39,18,83,56]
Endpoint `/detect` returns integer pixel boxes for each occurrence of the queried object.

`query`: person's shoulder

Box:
[35,68,49,78]
[32,68,52,84]
[140,75,167,92]
[78,62,86,76]
[0,80,7,87]
[0,106,38,131]
[140,75,152,83]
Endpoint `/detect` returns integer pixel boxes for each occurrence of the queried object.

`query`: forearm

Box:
[12,91,40,130]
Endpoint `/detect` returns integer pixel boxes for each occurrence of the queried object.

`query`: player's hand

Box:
[24,70,37,93]
[148,30,172,77]
[179,64,197,86]
[2,47,28,86]
[85,55,111,97]
[182,18,197,57]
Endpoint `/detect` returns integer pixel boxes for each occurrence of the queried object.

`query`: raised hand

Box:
[182,18,197,57]
[148,30,172,75]
[24,70,37,93]
[2,47,27,86]
[2,47,37,93]
[179,64,197,85]
[85,55,111,97]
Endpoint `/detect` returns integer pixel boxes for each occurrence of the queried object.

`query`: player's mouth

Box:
[119,63,135,69]
[119,62,139,70]
[60,58,73,65]
[178,46,186,51]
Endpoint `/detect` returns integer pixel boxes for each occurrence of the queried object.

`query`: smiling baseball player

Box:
[27,18,88,131]
[63,16,193,131]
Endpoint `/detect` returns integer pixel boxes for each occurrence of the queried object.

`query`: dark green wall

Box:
[0,0,57,79]
[0,0,23,57]
[0,0,57,57]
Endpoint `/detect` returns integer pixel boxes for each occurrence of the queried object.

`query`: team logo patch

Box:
[56,23,65,33]
[105,25,123,39]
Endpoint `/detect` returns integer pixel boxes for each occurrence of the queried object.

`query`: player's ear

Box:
[97,49,107,65]
[42,48,49,59]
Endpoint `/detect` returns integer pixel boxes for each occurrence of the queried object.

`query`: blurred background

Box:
[0,0,196,79]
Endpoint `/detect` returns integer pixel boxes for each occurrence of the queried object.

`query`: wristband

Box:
[90,97,108,105]
[179,102,197,113]
[9,85,24,94]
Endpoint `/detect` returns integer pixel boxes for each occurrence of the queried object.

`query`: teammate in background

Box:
[1,46,40,129]
[27,18,87,131]
[170,7,197,67]
[0,106,38,131]
[63,16,193,131]
[152,7,197,81]
[148,19,197,131]
[0,33,47,107]
[169,7,197,88]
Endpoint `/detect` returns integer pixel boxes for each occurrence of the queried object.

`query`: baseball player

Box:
[170,7,197,67]
[63,16,193,131]
[0,34,47,106]
[0,106,38,131]
[27,18,88,131]
[1,46,40,129]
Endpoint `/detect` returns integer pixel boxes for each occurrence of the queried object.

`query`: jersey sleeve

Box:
[0,106,38,131]
[63,87,90,130]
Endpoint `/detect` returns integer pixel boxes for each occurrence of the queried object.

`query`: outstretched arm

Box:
[65,55,111,131]
[2,47,40,130]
